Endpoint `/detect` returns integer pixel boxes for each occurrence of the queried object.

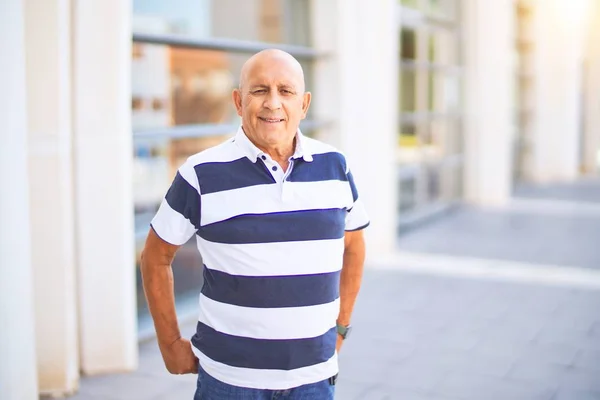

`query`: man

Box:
[141,49,369,399]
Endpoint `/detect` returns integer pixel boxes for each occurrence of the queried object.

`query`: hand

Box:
[336,333,343,353]
[159,338,199,374]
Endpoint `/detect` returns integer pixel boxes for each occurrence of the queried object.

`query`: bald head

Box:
[238,49,306,93]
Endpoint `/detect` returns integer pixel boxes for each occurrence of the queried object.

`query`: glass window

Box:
[398,0,462,221]
[132,45,314,132]
[429,31,458,65]
[398,173,418,212]
[427,0,458,20]
[401,29,417,60]
[399,0,421,9]
[400,70,417,112]
[426,166,441,201]
[132,0,317,326]
[399,122,417,148]
[133,0,311,46]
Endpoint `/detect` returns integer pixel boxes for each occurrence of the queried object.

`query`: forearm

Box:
[140,254,181,347]
[337,238,366,325]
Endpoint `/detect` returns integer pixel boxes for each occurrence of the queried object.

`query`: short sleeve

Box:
[345,168,370,232]
[150,161,201,245]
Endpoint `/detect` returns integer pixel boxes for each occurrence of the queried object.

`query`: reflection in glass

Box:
[400,70,417,112]
[399,174,417,212]
[133,0,311,46]
[428,0,457,20]
[426,166,441,201]
[399,123,417,148]
[401,28,417,60]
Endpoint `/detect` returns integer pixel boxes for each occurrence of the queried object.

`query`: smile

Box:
[259,117,285,123]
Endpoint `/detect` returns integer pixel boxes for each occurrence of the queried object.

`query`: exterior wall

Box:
[583,0,600,175]
[462,0,515,205]
[72,0,138,375]
[527,0,587,182]
[311,0,399,257]
[24,0,80,394]
[0,0,39,398]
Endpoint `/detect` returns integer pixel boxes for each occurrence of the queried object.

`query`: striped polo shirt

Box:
[150,127,370,390]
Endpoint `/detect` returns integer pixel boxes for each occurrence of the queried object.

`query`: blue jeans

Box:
[194,366,336,400]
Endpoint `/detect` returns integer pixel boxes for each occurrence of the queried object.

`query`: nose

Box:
[263,91,282,110]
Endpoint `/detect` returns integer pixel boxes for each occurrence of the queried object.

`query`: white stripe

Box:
[178,160,200,192]
[196,236,345,276]
[302,136,342,157]
[192,350,338,390]
[150,199,196,245]
[198,295,339,340]
[186,138,244,165]
[200,180,352,226]
[346,198,370,230]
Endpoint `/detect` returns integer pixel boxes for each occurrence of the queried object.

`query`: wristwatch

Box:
[336,323,352,340]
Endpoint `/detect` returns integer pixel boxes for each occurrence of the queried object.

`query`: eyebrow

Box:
[249,84,296,91]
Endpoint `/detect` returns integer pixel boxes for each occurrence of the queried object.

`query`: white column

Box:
[583,1,600,175]
[528,0,587,182]
[462,0,515,205]
[0,1,39,399]
[73,0,138,373]
[24,0,79,394]
[311,0,399,257]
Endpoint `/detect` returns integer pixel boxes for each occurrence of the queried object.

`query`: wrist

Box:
[336,322,352,339]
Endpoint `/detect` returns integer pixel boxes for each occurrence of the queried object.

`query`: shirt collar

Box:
[234,126,314,163]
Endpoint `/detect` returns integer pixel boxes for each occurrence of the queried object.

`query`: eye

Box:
[252,89,267,94]
[281,89,294,95]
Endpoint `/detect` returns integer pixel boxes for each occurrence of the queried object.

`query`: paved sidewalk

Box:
[62,265,600,400]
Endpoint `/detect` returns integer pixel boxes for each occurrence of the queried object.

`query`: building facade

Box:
[1,0,598,398]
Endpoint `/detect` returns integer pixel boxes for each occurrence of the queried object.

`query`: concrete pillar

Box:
[73,0,138,374]
[462,0,515,205]
[583,1,600,175]
[0,0,39,399]
[24,0,80,394]
[528,0,587,182]
[311,0,399,257]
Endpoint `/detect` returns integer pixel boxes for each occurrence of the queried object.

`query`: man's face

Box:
[233,56,311,150]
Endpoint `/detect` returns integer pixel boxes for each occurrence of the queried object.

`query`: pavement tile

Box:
[433,372,557,400]
[69,372,181,400]
[573,349,600,373]
[149,384,196,400]
[514,342,579,367]
[507,360,600,392]
[534,327,600,351]
[552,388,600,400]
[333,379,370,400]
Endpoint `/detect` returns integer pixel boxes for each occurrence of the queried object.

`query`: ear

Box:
[301,91,312,119]
[232,88,243,117]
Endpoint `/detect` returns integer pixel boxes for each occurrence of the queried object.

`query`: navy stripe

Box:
[201,267,340,308]
[198,209,346,244]
[192,322,337,370]
[347,170,359,202]
[165,172,201,230]
[195,158,275,195]
[288,152,348,182]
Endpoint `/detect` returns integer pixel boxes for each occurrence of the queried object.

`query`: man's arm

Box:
[140,228,198,374]
[336,229,366,351]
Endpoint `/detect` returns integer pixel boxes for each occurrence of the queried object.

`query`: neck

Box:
[244,129,297,168]
[262,139,295,171]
